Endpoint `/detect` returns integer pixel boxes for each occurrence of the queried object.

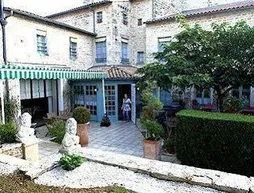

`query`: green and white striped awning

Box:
[0,65,105,80]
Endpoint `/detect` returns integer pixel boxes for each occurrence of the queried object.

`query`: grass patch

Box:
[0,174,133,193]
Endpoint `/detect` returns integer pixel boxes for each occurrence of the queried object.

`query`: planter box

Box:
[77,123,89,146]
[143,139,161,160]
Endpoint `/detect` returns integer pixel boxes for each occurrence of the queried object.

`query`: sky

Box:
[4,0,84,16]
[4,0,242,16]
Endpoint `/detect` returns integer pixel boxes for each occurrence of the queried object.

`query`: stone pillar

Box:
[102,78,106,114]
[58,79,64,112]
[16,113,39,162]
[22,142,39,162]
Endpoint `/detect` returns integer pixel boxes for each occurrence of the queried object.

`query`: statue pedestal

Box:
[22,142,39,162]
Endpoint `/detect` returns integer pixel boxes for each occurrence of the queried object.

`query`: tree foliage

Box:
[137,18,254,111]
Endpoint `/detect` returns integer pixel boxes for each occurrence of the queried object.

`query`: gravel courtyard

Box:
[35,161,224,193]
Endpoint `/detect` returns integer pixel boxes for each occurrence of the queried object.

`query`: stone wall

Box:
[153,0,187,18]
[5,15,94,70]
[0,143,23,159]
[146,9,254,63]
[51,4,116,66]
[130,0,152,66]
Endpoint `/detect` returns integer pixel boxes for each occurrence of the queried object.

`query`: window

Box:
[122,12,128,25]
[97,12,103,23]
[37,32,48,56]
[69,38,77,60]
[73,85,84,106]
[158,37,171,52]
[96,38,107,63]
[85,85,97,116]
[138,19,142,26]
[121,41,129,64]
[85,85,97,95]
[137,52,144,64]
[105,85,116,116]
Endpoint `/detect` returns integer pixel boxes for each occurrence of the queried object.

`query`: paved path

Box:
[88,122,144,157]
[38,140,60,160]
[37,121,144,158]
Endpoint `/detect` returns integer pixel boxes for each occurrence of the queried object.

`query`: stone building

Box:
[145,0,254,107]
[0,0,253,124]
[46,0,254,116]
[0,7,104,124]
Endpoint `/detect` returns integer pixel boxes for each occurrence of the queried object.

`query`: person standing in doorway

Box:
[121,94,131,122]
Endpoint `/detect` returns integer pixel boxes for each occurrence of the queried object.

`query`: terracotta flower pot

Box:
[77,123,89,146]
[143,139,161,160]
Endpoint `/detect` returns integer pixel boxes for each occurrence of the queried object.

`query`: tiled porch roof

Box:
[88,65,138,80]
[146,0,254,24]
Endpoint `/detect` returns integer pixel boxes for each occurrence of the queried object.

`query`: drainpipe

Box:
[152,0,155,18]
[0,0,7,65]
[0,0,13,123]
[89,5,96,34]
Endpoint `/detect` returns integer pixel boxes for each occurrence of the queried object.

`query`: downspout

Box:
[90,6,96,34]
[0,1,13,123]
[152,0,155,18]
[0,0,7,64]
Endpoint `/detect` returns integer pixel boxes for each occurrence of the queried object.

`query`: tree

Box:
[137,17,254,111]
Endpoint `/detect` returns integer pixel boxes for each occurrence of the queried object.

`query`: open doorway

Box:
[118,84,131,120]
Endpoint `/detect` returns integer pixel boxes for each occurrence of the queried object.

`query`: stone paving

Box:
[36,121,144,158]
[88,122,144,157]
[38,140,60,160]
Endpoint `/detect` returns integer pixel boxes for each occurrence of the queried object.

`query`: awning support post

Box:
[102,78,106,114]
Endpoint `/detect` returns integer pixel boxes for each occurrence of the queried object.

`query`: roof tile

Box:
[88,65,138,79]
[47,0,113,18]
[146,0,254,24]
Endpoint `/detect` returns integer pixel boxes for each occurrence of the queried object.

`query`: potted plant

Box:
[140,81,164,160]
[142,119,163,159]
[72,107,91,146]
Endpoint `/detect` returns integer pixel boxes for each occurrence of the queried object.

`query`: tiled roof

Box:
[88,65,138,79]
[47,0,113,18]
[146,0,254,24]
[4,7,96,36]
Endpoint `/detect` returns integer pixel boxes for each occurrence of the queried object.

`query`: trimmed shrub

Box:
[176,110,254,176]
[72,107,91,124]
[49,119,65,144]
[0,123,18,143]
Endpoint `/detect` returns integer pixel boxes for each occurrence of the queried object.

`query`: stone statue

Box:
[16,113,37,144]
[60,118,81,154]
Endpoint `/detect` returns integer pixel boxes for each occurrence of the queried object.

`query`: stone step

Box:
[81,148,253,193]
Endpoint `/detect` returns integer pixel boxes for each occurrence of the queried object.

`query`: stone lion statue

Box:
[16,113,37,144]
[60,118,81,154]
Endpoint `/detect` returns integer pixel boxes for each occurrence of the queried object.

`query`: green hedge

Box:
[176,110,254,176]
[0,123,18,143]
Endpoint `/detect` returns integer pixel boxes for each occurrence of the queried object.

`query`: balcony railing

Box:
[96,58,107,63]
[121,58,129,64]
